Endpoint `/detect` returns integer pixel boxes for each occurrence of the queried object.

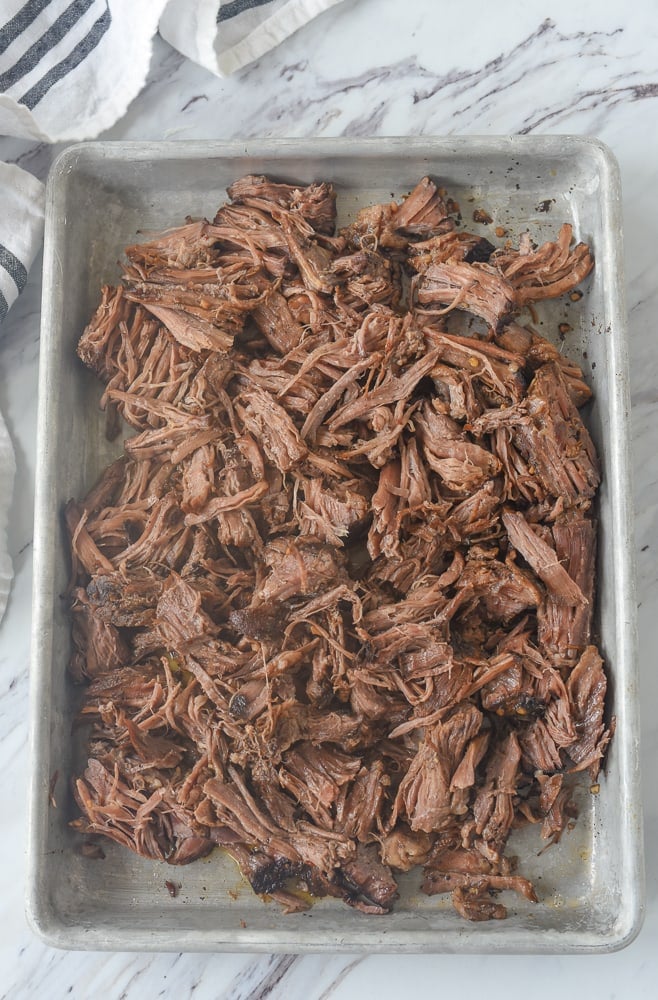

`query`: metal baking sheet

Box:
[27,137,643,953]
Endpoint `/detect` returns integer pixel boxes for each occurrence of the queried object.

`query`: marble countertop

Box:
[1,0,656,995]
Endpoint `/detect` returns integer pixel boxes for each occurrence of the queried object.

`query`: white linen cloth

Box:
[0,0,345,622]
[0,162,44,623]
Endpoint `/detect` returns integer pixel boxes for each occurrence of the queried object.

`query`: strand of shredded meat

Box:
[67,175,609,922]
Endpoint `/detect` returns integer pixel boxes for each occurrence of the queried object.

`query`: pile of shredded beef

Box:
[68,175,611,921]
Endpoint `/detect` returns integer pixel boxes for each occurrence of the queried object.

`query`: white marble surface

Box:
[1,0,657,995]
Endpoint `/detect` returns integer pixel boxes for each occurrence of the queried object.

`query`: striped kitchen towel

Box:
[0,0,346,141]
[0,163,44,324]
[0,161,44,624]
[0,1,168,142]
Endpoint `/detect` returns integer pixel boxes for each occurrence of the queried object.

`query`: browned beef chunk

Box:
[452,885,508,921]
[253,537,347,604]
[227,174,337,235]
[332,249,399,311]
[519,718,563,773]
[422,847,537,914]
[69,589,131,681]
[296,475,370,546]
[134,302,236,353]
[380,825,433,871]
[338,844,398,913]
[502,509,587,606]
[335,760,389,842]
[243,852,312,897]
[72,759,214,864]
[521,362,600,499]
[81,662,163,713]
[496,323,592,407]
[538,515,596,665]
[251,292,305,354]
[228,603,287,641]
[343,177,453,252]
[278,212,336,294]
[448,482,501,540]
[472,363,600,502]
[123,220,220,271]
[457,552,542,623]
[392,177,452,237]
[326,349,441,431]
[86,571,163,628]
[209,202,289,258]
[409,231,496,270]
[395,705,483,833]
[279,743,361,827]
[566,646,612,777]
[155,573,218,649]
[77,285,136,379]
[423,328,526,405]
[416,403,501,493]
[492,224,594,305]
[479,657,524,714]
[238,384,307,473]
[537,773,578,843]
[472,732,521,861]
[416,262,515,331]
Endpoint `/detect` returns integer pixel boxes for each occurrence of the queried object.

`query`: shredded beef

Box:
[69,175,608,923]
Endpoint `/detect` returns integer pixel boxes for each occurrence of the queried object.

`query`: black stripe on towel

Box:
[0,245,28,294]
[19,6,111,110]
[217,0,277,23]
[0,0,53,57]
[0,0,98,92]
[0,289,8,323]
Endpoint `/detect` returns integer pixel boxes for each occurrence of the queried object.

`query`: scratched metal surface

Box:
[27,137,643,952]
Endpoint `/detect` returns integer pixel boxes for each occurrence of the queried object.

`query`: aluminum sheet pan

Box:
[27,137,643,953]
